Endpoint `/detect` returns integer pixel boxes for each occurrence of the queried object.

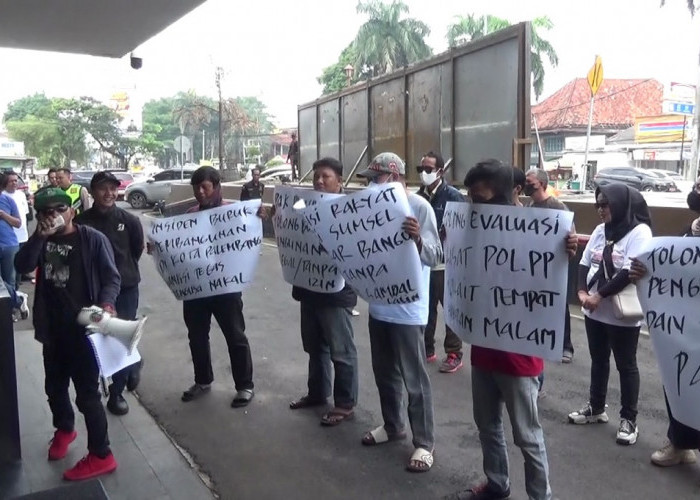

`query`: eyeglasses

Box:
[594,202,609,210]
[39,205,69,216]
[416,166,436,174]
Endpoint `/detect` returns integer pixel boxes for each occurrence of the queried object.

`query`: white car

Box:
[647,169,693,193]
[125,168,197,208]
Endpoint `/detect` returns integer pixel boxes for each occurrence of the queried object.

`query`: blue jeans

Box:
[472,367,551,500]
[110,286,140,395]
[300,302,358,408]
[0,245,19,307]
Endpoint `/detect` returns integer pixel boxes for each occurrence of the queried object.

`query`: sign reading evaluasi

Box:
[149,200,263,300]
[443,202,574,361]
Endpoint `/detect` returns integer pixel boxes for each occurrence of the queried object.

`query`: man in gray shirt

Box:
[525,169,575,363]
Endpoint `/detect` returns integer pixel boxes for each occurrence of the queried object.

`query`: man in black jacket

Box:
[416,151,465,373]
[240,167,264,201]
[75,172,145,415]
[15,187,121,481]
[288,157,359,426]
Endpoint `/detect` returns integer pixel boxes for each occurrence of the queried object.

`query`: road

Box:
[16,204,700,499]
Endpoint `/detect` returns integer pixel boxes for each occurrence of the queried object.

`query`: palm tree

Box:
[446,15,559,100]
[353,0,433,76]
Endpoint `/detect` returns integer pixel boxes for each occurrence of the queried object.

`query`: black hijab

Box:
[596,183,652,243]
[588,183,652,288]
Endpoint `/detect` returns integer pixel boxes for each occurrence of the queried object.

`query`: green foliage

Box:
[265,156,285,167]
[446,14,558,100]
[353,0,432,76]
[3,93,54,122]
[318,44,359,95]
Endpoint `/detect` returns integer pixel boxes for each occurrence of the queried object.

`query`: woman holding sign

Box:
[570,183,652,446]
[628,180,700,466]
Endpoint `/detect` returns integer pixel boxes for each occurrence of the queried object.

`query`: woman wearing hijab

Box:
[569,183,652,446]
[628,179,700,466]
[180,166,255,408]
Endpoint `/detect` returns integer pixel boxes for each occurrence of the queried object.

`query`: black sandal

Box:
[231,389,254,408]
[289,395,326,410]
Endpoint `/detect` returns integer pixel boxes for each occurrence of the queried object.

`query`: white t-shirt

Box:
[5,190,28,244]
[369,193,442,326]
[580,223,652,327]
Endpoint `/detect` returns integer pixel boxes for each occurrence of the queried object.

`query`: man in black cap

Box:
[75,172,145,415]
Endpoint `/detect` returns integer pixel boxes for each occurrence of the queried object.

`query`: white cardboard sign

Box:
[443,202,574,361]
[149,201,262,300]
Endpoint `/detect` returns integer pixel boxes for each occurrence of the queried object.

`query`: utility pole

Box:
[215,66,224,171]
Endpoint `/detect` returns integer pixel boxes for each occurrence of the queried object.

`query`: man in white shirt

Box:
[4,171,31,295]
[357,152,442,473]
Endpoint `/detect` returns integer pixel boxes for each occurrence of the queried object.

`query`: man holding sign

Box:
[286,158,359,426]
[356,153,441,474]
[448,160,575,500]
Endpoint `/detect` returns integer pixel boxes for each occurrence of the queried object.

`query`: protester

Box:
[240,167,265,201]
[47,168,59,187]
[15,186,121,480]
[525,169,575,363]
[56,167,92,214]
[288,132,300,180]
[75,172,145,416]
[416,151,465,372]
[0,173,27,318]
[3,171,31,289]
[451,159,577,500]
[288,157,359,426]
[357,152,441,473]
[178,166,255,408]
[628,179,700,465]
[569,183,652,447]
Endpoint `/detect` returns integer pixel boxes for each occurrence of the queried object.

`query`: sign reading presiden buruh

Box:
[149,200,263,300]
[272,185,344,293]
[302,182,423,305]
[636,237,700,430]
[443,202,573,361]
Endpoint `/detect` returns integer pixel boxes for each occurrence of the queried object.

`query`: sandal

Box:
[406,447,434,473]
[289,395,327,410]
[320,408,354,426]
[231,389,254,408]
[361,425,407,446]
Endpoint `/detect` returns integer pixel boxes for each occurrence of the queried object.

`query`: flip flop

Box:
[406,447,434,473]
[231,389,254,408]
[361,425,407,446]
[289,395,327,410]
[320,408,354,426]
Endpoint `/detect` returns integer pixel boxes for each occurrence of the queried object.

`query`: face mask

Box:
[687,190,700,213]
[420,171,439,186]
[523,184,536,197]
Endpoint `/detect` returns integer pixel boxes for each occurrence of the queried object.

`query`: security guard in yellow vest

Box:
[56,167,92,214]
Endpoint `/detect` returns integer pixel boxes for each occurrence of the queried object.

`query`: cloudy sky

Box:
[0,0,698,128]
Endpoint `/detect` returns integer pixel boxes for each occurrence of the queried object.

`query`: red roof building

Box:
[533,78,663,134]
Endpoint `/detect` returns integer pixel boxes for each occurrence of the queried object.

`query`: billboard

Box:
[635,114,690,143]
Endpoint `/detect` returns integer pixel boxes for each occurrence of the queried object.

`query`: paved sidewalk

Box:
[3,329,215,500]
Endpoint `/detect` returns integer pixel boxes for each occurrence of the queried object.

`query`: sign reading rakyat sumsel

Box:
[636,237,700,430]
[443,202,574,361]
[148,201,263,300]
[301,182,423,305]
[272,185,344,293]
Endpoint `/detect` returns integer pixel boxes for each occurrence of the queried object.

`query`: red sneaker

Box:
[63,453,118,481]
[48,430,77,461]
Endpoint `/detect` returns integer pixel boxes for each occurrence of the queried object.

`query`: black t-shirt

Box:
[43,231,90,325]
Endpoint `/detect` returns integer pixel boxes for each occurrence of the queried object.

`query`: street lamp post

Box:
[344,64,354,87]
[215,67,224,171]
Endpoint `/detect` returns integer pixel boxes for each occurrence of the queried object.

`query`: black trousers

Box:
[665,392,700,450]
[183,292,253,391]
[43,326,110,457]
[424,269,463,356]
[585,316,640,422]
[111,285,140,395]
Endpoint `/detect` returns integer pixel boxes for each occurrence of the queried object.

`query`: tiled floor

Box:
[3,330,215,500]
